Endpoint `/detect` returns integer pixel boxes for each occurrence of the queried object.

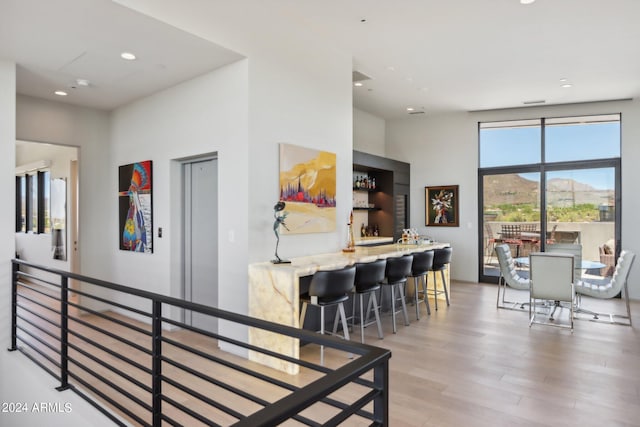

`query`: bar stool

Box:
[352,259,385,343]
[382,254,413,333]
[299,265,356,364]
[408,250,434,319]
[429,247,452,310]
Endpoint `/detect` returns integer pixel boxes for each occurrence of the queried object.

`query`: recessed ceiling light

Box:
[75,78,90,87]
[559,78,568,82]
[520,0,535,4]
[561,83,573,88]
[354,82,363,87]
[406,107,415,111]
[54,90,68,96]
[120,52,136,61]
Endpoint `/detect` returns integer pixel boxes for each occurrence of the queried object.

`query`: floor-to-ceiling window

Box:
[479,114,621,283]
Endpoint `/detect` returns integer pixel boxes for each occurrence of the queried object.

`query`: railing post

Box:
[56,275,71,391]
[373,360,389,426]
[8,261,18,351]
[151,300,162,426]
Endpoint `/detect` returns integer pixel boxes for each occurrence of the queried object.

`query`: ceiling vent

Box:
[408,110,425,115]
[352,70,373,82]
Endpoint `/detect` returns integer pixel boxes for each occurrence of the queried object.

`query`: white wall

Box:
[16,95,111,281]
[2,62,114,427]
[114,0,355,261]
[108,60,249,320]
[386,99,640,298]
[0,61,16,350]
[353,107,386,157]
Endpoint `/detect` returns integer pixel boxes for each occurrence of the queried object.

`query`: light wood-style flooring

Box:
[14,280,640,426]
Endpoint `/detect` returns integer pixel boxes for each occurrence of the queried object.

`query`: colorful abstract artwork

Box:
[279,143,336,234]
[119,161,153,252]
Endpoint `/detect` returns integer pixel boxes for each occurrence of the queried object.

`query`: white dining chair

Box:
[529,252,575,331]
[546,243,582,282]
[575,250,635,326]
[495,244,529,310]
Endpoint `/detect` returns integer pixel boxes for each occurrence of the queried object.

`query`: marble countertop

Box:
[251,242,450,277]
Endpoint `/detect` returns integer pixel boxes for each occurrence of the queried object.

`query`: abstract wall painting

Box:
[119,161,153,253]
[279,143,336,234]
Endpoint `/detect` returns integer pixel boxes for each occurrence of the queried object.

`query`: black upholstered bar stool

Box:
[352,259,386,343]
[408,249,434,319]
[429,247,452,310]
[299,265,356,363]
[382,254,413,333]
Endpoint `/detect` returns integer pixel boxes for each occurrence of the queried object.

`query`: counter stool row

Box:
[299,247,452,358]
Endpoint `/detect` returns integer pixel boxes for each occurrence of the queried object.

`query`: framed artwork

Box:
[425,185,459,227]
[278,143,336,234]
[118,161,153,253]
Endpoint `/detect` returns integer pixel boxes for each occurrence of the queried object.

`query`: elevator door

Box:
[184,158,218,332]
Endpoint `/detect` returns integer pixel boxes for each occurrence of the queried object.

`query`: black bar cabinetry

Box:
[353,150,410,242]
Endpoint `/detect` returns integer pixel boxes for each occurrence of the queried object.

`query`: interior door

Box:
[184,158,218,332]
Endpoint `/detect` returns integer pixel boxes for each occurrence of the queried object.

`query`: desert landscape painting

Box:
[279,143,336,234]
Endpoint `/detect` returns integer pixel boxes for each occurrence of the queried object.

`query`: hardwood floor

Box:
[13,280,640,426]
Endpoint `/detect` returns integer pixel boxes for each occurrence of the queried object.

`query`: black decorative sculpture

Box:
[271,201,291,264]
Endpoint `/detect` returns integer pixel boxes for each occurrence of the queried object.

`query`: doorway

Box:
[183,157,219,332]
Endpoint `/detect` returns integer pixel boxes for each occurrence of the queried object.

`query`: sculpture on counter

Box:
[342,210,356,252]
[272,201,291,264]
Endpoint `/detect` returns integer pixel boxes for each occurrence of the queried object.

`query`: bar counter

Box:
[248,242,450,374]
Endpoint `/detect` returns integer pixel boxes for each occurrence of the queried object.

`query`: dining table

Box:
[514,256,605,270]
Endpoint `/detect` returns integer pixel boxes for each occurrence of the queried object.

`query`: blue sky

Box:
[480,122,619,190]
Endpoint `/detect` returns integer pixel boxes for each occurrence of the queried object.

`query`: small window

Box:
[16,176,25,232]
[16,170,51,234]
[545,114,621,163]
[479,119,541,167]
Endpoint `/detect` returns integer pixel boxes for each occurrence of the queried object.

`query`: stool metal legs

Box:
[351,291,384,343]
[412,274,431,319]
[389,283,410,333]
[431,269,450,311]
[300,301,350,365]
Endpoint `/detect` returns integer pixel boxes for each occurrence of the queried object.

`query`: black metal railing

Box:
[9,259,391,426]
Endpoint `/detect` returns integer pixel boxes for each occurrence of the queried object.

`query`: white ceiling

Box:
[2,0,640,119]
[0,0,243,111]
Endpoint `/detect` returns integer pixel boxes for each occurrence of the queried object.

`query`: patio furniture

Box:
[500,224,523,257]
[484,223,502,263]
[598,242,616,277]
